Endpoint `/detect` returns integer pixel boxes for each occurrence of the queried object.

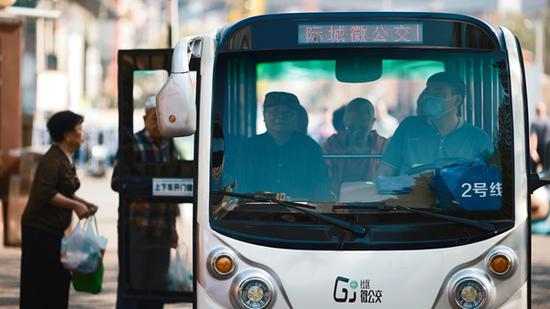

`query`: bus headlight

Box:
[231,271,276,309]
[453,278,487,308]
[448,271,494,309]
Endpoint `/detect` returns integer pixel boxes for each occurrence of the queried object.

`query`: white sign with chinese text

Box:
[152,178,193,197]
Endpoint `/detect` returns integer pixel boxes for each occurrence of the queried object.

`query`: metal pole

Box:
[167,0,179,48]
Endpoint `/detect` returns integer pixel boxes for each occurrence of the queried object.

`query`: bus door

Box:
[117,49,196,304]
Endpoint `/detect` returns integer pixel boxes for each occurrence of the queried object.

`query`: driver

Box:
[378,72,493,176]
[236,91,330,200]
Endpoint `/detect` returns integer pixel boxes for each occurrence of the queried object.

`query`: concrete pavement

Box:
[0,246,118,308]
[532,235,550,308]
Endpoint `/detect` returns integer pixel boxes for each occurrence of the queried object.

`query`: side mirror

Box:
[157,39,197,137]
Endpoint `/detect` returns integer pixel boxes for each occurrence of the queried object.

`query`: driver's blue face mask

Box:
[418,94,451,120]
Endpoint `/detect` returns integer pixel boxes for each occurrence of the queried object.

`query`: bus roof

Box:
[216,12,502,52]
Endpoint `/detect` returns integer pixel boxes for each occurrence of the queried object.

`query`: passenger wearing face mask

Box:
[378,72,493,176]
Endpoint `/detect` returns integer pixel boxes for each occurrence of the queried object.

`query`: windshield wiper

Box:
[211,191,367,237]
[334,202,496,232]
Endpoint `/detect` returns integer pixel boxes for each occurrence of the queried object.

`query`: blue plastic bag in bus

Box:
[430,158,502,211]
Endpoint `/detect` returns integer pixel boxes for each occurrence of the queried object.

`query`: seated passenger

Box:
[323,98,387,196]
[236,91,330,200]
[378,72,493,176]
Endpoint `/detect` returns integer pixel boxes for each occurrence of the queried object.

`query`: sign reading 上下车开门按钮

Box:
[152,178,193,197]
[298,23,423,44]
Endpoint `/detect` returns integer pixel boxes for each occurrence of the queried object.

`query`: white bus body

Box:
[140,12,539,309]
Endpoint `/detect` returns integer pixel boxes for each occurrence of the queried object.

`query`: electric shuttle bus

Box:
[116,12,543,309]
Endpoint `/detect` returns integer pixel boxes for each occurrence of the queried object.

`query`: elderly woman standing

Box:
[20,111,98,309]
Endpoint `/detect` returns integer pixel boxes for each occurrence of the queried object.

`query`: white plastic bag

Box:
[167,247,193,292]
[60,216,108,274]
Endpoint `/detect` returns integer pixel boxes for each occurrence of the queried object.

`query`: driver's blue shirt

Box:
[236,132,330,200]
[382,116,493,175]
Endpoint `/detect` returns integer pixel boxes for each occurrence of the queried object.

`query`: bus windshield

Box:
[209,49,514,249]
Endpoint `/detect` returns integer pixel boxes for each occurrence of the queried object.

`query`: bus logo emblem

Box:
[333,276,383,304]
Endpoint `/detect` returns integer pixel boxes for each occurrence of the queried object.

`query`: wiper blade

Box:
[393,205,496,232]
[334,202,496,232]
[212,191,367,237]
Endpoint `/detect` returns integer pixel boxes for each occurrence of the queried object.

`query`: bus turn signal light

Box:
[486,246,517,278]
[215,255,234,275]
[208,248,238,278]
[489,254,511,275]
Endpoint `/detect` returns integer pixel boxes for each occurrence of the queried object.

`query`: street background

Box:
[1,0,550,308]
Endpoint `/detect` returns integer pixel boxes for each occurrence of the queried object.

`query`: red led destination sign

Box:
[298,23,423,44]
